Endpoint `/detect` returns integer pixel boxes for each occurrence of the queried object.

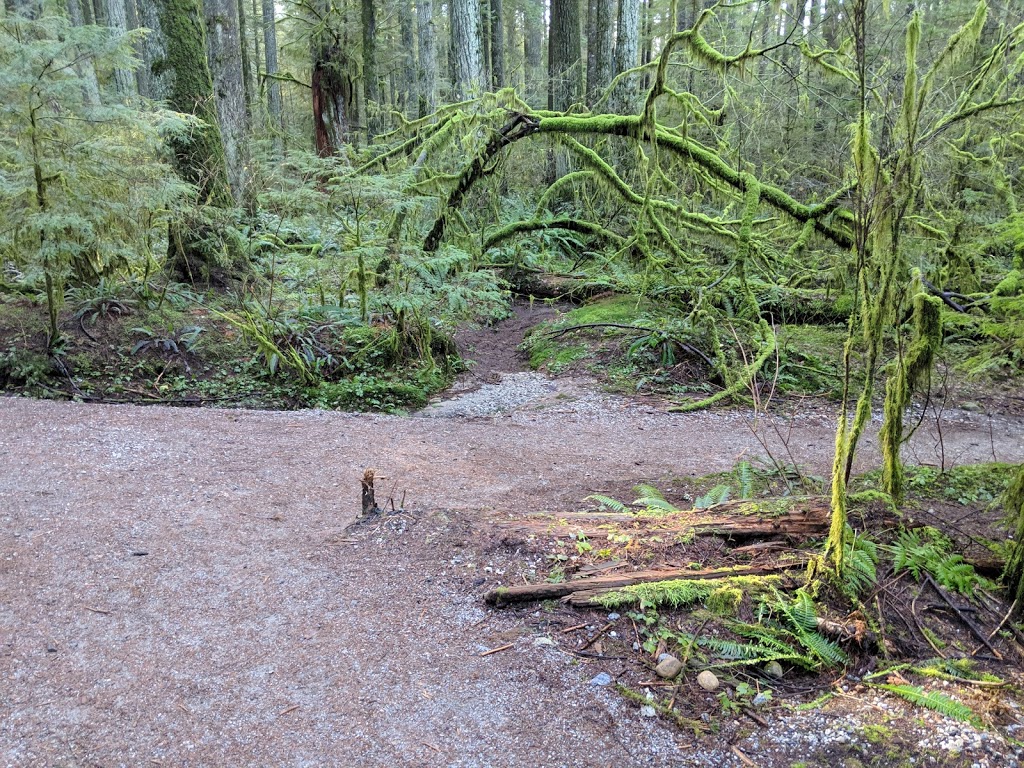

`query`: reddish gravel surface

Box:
[2,338,1023,767]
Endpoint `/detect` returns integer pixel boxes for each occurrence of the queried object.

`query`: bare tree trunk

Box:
[449,0,483,100]
[548,0,581,111]
[262,0,284,155]
[490,0,505,89]
[236,0,253,117]
[613,0,640,114]
[66,0,102,106]
[586,0,614,106]
[204,0,249,203]
[640,0,653,90]
[136,0,170,99]
[398,0,416,115]
[416,0,436,116]
[548,0,581,180]
[504,3,520,90]
[107,0,136,97]
[361,0,378,138]
[523,0,544,106]
[481,0,491,87]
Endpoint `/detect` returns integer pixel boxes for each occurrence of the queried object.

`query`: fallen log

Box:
[492,497,829,543]
[484,563,794,607]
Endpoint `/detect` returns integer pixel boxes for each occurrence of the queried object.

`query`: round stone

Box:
[697,670,719,691]
[655,655,683,679]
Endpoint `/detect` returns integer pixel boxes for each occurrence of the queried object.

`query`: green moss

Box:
[860,724,894,744]
[900,462,1016,505]
[706,586,743,616]
[880,289,944,504]
[597,574,781,609]
[563,295,646,325]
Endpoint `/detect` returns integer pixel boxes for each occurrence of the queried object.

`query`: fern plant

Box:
[695,483,731,509]
[872,684,980,726]
[888,527,994,597]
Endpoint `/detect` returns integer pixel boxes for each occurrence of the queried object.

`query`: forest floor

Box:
[2,304,1024,767]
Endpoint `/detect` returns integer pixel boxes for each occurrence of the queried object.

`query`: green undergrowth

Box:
[0,288,459,412]
[854,463,1016,508]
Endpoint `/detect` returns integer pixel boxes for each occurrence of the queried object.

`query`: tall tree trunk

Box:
[204,0,249,203]
[523,0,544,106]
[449,0,484,99]
[150,0,237,283]
[481,0,491,87]
[106,0,136,97]
[613,0,640,114]
[586,0,614,106]
[490,0,505,89]
[416,0,436,116]
[66,0,102,106]
[261,0,284,155]
[548,0,581,180]
[136,0,172,99]
[640,0,653,90]
[548,0,582,111]
[236,0,253,116]
[122,0,152,97]
[361,0,378,138]
[311,0,352,155]
[504,3,520,90]
[398,0,416,115]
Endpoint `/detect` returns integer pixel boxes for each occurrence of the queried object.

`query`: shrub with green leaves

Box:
[0,13,188,345]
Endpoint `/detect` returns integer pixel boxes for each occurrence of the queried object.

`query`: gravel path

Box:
[2,373,1023,766]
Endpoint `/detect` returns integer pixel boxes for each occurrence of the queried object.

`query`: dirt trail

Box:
[2,309,1023,767]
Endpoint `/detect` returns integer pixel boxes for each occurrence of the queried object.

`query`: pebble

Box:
[639,705,657,718]
[655,655,683,679]
[607,613,620,621]
[589,672,612,686]
[697,670,719,691]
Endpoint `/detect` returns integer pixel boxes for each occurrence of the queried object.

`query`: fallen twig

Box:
[924,574,1001,660]
[479,643,514,657]
[579,621,615,651]
[731,745,759,767]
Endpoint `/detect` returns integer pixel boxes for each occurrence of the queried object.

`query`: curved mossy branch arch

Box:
[536,115,856,250]
[422,111,855,255]
[482,218,626,252]
[422,112,540,252]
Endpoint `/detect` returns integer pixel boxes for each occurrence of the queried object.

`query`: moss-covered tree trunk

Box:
[148,0,237,284]
[1004,464,1024,614]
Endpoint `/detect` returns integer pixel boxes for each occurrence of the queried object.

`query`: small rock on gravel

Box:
[697,670,719,691]
[589,672,613,686]
[655,655,683,679]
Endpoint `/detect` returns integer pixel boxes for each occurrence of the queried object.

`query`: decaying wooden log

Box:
[484,563,796,607]
[491,497,829,543]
